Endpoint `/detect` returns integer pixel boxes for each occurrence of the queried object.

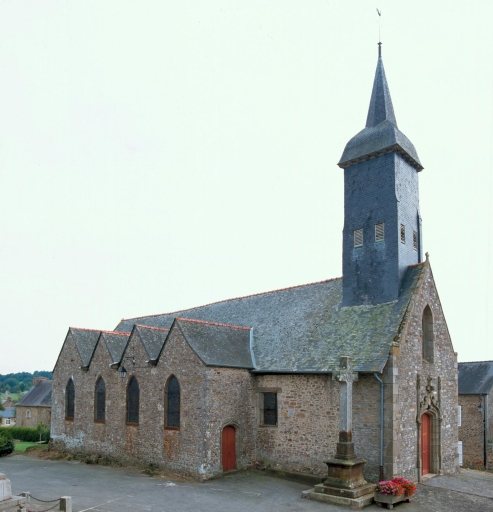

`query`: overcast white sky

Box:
[1,1,492,374]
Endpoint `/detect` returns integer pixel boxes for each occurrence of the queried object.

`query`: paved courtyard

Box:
[0,455,492,511]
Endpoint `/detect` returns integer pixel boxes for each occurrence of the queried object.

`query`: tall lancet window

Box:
[95,377,106,422]
[65,379,75,420]
[126,377,139,425]
[422,305,434,363]
[165,376,180,429]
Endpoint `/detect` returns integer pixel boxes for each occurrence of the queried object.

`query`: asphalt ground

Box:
[0,454,492,511]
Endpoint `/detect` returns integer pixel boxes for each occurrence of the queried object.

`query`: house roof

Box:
[0,408,15,418]
[458,361,493,395]
[16,380,52,407]
[115,263,425,373]
[338,55,422,171]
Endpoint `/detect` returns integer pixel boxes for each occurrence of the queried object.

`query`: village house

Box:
[15,378,52,429]
[458,361,493,470]
[51,46,459,483]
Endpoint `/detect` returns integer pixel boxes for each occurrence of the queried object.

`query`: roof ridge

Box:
[459,360,493,364]
[176,317,251,331]
[120,277,341,323]
[70,327,102,332]
[135,324,170,332]
[101,331,130,336]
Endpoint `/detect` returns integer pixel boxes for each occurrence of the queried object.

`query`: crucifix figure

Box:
[333,356,358,460]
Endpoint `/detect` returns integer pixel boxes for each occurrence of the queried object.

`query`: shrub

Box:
[0,434,14,456]
[0,426,50,443]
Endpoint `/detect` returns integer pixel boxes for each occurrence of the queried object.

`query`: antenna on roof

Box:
[376,8,382,58]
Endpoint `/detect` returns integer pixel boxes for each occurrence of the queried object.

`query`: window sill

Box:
[65,418,74,422]
[126,422,139,426]
[259,424,278,428]
[165,426,180,431]
[94,420,105,424]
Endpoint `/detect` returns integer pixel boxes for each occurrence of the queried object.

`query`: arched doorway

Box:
[222,425,236,471]
[421,413,431,475]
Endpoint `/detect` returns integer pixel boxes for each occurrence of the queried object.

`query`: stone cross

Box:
[332,356,358,460]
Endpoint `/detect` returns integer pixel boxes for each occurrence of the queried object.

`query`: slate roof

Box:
[16,380,52,407]
[0,408,16,418]
[458,361,493,395]
[174,318,253,369]
[70,328,100,367]
[101,331,130,365]
[115,263,425,373]
[338,55,423,171]
[133,325,169,362]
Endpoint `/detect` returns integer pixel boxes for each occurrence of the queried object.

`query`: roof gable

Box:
[70,328,101,368]
[175,318,253,369]
[133,324,169,362]
[101,331,130,365]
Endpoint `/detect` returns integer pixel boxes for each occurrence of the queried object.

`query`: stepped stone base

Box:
[302,488,374,510]
[0,496,27,512]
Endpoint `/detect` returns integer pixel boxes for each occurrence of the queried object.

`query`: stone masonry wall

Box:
[458,394,484,467]
[254,374,338,476]
[390,262,458,481]
[15,406,51,429]
[51,327,255,480]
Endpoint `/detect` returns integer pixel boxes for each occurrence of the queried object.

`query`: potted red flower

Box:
[374,477,416,508]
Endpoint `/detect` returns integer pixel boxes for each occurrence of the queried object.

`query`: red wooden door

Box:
[421,413,431,475]
[222,426,236,471]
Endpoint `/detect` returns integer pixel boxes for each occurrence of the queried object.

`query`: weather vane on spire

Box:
[376,8,382,58]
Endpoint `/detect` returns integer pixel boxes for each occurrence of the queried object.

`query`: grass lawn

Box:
[14,441,38,452]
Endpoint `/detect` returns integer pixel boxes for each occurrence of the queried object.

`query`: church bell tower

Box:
[339,44,423,307]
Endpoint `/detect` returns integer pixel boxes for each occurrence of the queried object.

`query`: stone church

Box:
[52,47,459,483]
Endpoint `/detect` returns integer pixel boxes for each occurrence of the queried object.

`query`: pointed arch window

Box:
[65,379,75,420]
[95,377,106,422]
[165,376,180,429]
[422,305,434,363]
[126,377,139,425]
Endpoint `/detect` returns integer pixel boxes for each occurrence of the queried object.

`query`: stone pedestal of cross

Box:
[311,357,375,508]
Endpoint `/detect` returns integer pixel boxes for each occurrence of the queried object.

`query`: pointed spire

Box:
[365,45,397,128]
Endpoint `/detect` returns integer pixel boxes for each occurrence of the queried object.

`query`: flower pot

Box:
[374,492,409,509]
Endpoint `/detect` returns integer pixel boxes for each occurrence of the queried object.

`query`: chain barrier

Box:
[23,493,62,512]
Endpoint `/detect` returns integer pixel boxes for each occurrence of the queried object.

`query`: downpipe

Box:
[374,373,384,481]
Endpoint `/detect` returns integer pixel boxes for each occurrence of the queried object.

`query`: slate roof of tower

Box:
[338,55,423,171]
[458,361,493,394]
[115,263,425,373]
[16,380,52,407]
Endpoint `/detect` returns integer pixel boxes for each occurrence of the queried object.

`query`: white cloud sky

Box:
[0,0,492,373]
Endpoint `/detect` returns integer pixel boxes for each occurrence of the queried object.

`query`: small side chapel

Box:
[52,46,459,483]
